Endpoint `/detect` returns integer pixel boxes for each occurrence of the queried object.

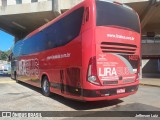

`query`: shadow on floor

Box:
[17,81,123,110]
[0,74,11,77]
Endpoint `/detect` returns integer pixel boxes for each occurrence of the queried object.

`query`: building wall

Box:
[7,0,16,5]
[57,0,82,10]
[142,43,160,56]
[0,0,149,7]
[0,1,52,15]
[22,0,32,4]
[0,0,49,6]
[142,59,160,77]
[141,36,160,77]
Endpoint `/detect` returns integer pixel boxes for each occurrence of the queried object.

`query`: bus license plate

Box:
[117,88,125,94]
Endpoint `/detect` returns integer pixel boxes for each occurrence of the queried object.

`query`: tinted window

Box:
[18,7,84,56]
[96,1,140,33]
[21,33,46,55]
[44,7,84,50]
[13,41,23,57]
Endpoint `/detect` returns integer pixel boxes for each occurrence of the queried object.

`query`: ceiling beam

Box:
[141,0,160,29]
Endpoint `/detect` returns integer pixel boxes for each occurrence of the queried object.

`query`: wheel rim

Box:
[43,79,49,93]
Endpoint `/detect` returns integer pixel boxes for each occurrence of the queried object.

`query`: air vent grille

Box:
[101,42,137,54]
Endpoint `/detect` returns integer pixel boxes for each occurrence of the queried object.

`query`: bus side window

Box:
[83,7,89,24]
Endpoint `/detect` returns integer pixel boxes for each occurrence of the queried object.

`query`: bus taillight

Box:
[87,57,101,86]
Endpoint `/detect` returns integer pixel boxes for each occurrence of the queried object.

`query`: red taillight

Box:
[87,57,101,86]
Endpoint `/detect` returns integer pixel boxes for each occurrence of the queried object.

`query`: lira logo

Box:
[98,67,130,77]
[99,67,117,77]
[17,58,39,77]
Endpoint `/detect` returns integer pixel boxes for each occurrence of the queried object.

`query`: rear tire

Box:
[42,76,51,97]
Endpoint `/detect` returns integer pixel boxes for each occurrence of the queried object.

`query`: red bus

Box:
[11,0,141,101]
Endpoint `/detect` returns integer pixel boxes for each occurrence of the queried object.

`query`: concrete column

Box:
[0,0,2,6]
[52,0,61,17]
[1,0,7,7]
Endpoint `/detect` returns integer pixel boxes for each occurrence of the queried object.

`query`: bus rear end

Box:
[83,0,141,101]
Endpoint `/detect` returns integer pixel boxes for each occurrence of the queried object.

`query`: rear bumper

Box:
[83,91,137,101]
[50,81,139,101]
[82,83,139,101]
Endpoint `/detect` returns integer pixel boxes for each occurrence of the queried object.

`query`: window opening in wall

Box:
[31,0,38,3]
[16,0,22,4]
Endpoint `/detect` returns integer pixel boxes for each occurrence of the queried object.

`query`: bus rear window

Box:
[96,1,140,33]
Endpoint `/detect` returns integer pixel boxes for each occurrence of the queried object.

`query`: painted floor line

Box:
[0,81,16,83]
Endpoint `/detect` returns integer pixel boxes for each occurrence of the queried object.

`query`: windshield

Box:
[96,1,140,33]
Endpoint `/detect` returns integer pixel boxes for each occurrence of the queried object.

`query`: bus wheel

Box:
[42,76,51,97]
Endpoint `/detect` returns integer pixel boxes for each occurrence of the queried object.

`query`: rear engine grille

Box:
[101,42,137,54]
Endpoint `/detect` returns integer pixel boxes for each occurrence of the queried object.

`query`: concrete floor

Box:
[0,76,160,119]
[140,78,160,87]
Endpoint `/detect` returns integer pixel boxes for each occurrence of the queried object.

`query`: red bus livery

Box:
[11,0,141,101]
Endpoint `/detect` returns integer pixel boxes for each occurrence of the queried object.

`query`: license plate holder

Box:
[117,88,125,94]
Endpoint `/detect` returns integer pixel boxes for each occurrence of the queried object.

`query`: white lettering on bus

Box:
[99,67,130,77]
[47,53,71,60]
[107,34,135,40]
[17,58,39,77]
[99,67,117,77]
